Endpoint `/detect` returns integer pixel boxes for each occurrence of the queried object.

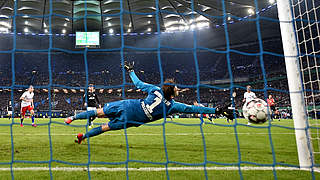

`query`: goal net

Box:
[0,0,319,179]
[291,0,320,163]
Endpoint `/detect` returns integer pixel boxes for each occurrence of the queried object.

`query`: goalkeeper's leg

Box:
[65,108,104,124]
[75,124,110,144]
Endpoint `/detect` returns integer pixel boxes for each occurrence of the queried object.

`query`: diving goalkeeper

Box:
[65,61,234,144]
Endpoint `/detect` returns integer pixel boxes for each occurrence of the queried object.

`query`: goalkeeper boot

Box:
[75,133,84,144]
[64,117,73,124]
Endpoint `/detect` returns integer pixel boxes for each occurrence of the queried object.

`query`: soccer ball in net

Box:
[242,98,269,124]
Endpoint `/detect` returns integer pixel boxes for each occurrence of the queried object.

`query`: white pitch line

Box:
[0,132,296,136]
[0,166,319,172]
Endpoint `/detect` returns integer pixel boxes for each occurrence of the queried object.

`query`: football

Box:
[242,98,269,124]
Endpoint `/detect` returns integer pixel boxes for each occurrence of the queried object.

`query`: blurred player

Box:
[267,95,275,120]
[65,61,234,144]
[7,100,12,120]
[20,85,36,127]
[274,108,281,121]
[243,85,256,103]
[243,85,256,125]
[83,84,101,128]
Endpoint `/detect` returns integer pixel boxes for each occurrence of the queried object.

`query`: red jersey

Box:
[267,98,275,106]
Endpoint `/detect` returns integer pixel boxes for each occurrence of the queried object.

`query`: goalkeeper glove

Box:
[215,104,234,121]
[124,61,134,72]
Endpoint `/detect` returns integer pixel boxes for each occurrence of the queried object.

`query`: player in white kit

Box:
[243,85,257,125]
[243,85,257,103]
[20,85,36,127]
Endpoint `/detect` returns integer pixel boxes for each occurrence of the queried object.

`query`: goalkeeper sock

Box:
[83,126,104,139]
[20,118,24,124]
[31,116,35,124]
[73,110,97,121]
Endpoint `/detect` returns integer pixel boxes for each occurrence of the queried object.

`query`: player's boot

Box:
[75,133,84,144]
[32,124,37,127]
[20,119,24,127]
[64,117,73,124]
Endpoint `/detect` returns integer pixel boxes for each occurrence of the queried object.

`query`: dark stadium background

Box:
[0,0,317,118]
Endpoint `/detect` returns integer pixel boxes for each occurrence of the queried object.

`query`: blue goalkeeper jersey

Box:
[127,71,216,123]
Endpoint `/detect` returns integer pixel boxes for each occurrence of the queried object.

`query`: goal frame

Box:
[276,0,314,168]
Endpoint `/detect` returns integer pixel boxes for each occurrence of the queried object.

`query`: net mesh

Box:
[291,0,320,162]
[0,0,318,179]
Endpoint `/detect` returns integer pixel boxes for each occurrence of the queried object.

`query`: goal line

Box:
[0,166,319,172]
[0,132,297,136]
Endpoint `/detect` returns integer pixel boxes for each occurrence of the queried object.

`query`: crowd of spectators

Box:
[0,40,318,118]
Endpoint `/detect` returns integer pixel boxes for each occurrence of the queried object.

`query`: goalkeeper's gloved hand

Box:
[215,104,234,122]
[124,61,134,72]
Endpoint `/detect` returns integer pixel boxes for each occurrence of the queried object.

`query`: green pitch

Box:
[0,118,319,180]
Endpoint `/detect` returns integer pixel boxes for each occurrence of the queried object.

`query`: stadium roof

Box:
[0,0,278,35]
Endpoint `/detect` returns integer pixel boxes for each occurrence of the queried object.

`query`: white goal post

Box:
[277,0,313,168]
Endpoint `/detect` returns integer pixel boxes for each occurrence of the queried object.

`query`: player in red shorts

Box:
[267,95,276,120]
[20,85,36,127]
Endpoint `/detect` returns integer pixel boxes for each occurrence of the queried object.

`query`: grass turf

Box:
[0,117,319,180]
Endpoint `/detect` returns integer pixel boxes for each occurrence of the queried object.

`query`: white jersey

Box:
[244,91,256,103]
[21,91,34,107]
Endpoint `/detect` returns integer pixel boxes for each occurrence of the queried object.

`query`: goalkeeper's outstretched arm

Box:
[169,101,216,114]
[129,71,158,92]
[125,61,159,93]
[169,101,234,120]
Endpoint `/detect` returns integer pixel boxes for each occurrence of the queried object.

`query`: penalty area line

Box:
[0,167,319,172]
